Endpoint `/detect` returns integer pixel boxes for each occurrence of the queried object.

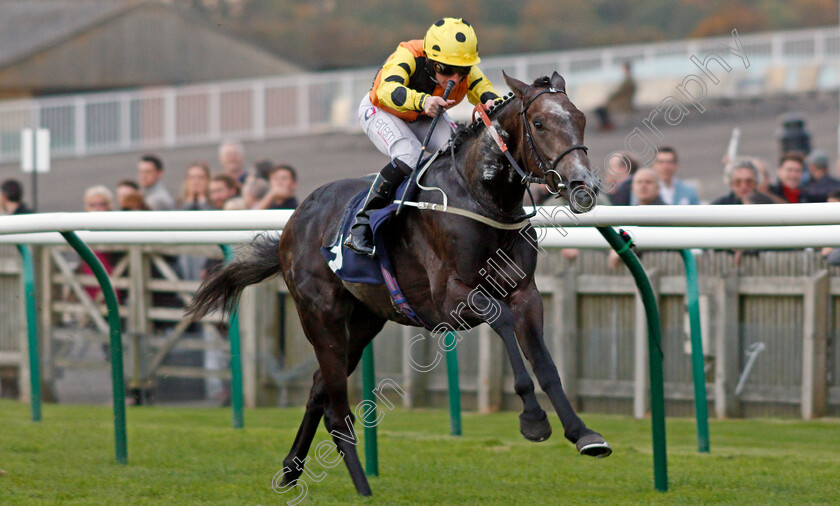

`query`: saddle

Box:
[320,176,425,326]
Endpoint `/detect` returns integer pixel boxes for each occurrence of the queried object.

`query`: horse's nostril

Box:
[568,181,596,213]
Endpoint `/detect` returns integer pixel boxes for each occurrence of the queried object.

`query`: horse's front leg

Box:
[510,284,612,457]
[443,281,551,442]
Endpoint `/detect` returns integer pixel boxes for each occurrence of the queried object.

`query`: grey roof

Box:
[0,0,137,69]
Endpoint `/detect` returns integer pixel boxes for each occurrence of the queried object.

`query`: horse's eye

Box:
[533,120,543,130]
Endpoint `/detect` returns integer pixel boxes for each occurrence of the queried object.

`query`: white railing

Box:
[0,204,839,249]
[1,27,838,164]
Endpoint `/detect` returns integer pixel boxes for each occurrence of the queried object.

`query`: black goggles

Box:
[432,61,471,77]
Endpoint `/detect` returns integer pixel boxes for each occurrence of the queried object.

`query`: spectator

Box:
[713,159,776,205]
[255,164,299,210]
[83,185,114,212]
[821,189,840,266]
[121,192,150,211]
[115,180,140,210]
[252,159,274,182]
[219,140,246,183]
[802,149,840,202]
[178,162,211,210]
[80,185,116,301]
[208,174,240,210]
[609,167,661,268]
[242,177,270,209]
[647,147,699,205]
[630,167,665,206]
[768,151,809,203]
[594,61,636,131]
[600,151,638,205]
[137,154,175,210]
[0,179,32,214]
[748,157,781,202]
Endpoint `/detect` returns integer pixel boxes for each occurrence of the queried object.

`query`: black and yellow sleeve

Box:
[465,67,501,105]
[375,46,429,113]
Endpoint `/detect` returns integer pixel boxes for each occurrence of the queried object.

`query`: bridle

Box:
[464,84,592,220]
[518,87,589,189]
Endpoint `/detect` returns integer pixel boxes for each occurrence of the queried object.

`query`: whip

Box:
[396,79,456,215]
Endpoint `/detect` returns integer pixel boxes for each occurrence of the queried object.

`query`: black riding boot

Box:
[344,159,410,256]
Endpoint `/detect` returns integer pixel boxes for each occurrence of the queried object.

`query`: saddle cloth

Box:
[320,177,425,326]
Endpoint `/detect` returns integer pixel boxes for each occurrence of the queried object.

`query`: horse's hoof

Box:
[576,433,612,458]
[519,411,552,442]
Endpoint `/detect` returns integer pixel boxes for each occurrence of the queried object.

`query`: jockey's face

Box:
[430,60,470,86]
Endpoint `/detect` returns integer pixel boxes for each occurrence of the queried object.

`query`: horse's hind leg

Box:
[280,370,327,486]
[285,300,385,496]
[318,304,386,496]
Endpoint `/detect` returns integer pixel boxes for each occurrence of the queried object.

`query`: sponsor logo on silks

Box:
[373,117,396,146]
[364,107,377,121]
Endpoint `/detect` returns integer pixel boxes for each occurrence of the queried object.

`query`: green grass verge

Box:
[1,399,839,504]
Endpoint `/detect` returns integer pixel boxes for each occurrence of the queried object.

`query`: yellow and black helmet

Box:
[423,18,480,67]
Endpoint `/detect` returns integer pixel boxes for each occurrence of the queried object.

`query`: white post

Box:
[801,270,829,419]
[297,78,310,133]
[476,323,503,413]
[634,268,658,419]
[120,94,131,150]
[74,98,86,157]
[252,81,266,140]
[209,86,221,142]
[164,89,177,147]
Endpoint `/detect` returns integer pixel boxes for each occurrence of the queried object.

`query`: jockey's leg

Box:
[407,111,457,155]
[344,158,412,256]
[358,95,420,165]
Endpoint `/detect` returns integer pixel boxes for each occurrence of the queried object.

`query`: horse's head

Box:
[503,71,598,213]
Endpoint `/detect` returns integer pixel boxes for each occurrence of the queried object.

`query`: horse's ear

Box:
[503,71,529,99]
[550,72,566,92]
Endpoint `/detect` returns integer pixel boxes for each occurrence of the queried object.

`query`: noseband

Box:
[519,87,588,187]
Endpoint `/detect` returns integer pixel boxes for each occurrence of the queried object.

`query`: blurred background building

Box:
[0,0,300,99]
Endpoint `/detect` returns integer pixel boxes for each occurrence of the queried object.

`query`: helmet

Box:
[423,18,480,67]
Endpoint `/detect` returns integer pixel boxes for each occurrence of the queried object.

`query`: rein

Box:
[396,83,589,231]
[473,103,545,186]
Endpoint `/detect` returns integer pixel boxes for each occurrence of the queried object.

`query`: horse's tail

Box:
[185,233,282,320]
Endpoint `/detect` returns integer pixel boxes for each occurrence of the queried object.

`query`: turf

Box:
[1,399,838,504]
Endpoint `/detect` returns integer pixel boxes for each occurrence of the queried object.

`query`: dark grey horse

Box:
[186,72,610,497]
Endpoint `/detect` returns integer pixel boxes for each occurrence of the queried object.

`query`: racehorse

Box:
[186,72,610,496]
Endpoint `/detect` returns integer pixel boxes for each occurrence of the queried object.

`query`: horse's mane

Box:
[448,75,556,154]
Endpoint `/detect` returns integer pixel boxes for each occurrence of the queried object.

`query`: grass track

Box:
[1,400,839,504]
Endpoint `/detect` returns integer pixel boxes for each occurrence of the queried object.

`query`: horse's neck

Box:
[458,105,527,217]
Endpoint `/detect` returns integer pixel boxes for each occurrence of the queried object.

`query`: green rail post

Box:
[680,249,710,453]
[60,231,127,464]
[220,245,244,429]
[444,332,462,436]
[361,343,378,476]
[16,244,41,422]
[597,227,667,492]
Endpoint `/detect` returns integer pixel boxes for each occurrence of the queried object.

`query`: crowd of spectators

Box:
[0,140,301,217]
[3,138,840,269]
[531,143,840,267]
[1,140,302,406]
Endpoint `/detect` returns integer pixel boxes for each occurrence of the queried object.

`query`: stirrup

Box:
[344,230,376,256]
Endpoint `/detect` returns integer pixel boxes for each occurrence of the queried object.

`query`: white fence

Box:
[1,27,839,164]
[2,202,840,235]
[1,204,839,415]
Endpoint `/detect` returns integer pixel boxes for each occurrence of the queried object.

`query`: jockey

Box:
[346,17,502,256]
